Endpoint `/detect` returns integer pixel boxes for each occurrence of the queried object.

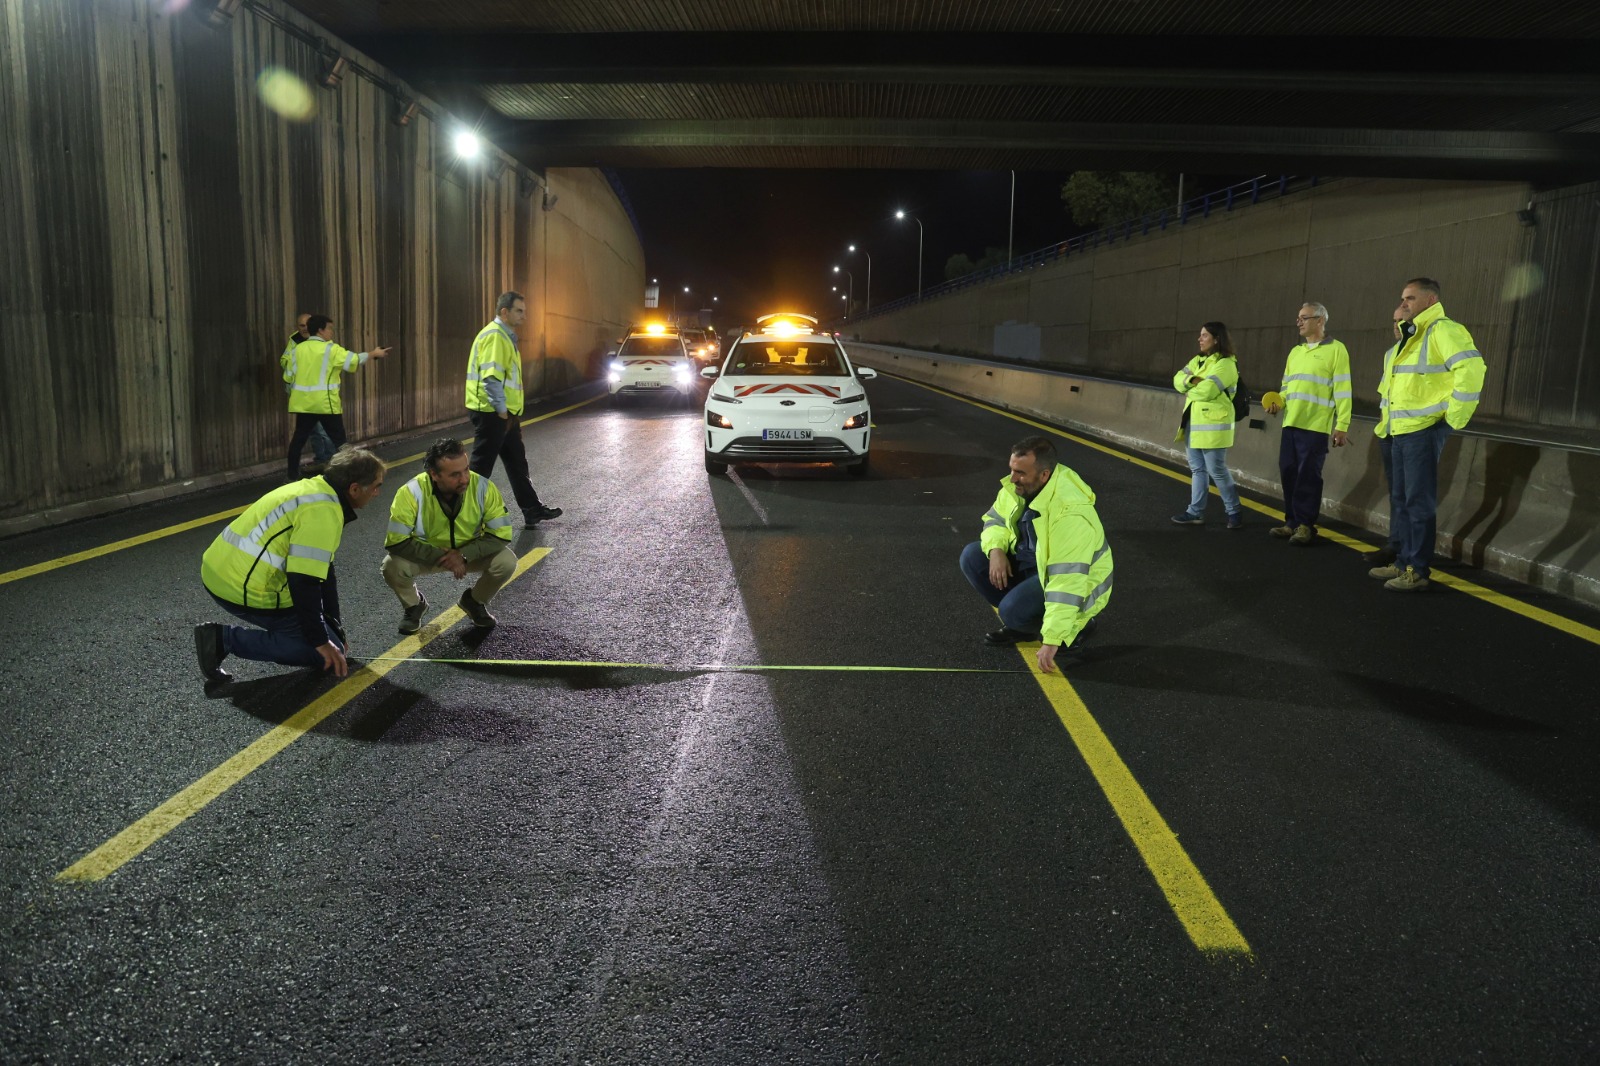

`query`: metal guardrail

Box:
[843,175,1320,324]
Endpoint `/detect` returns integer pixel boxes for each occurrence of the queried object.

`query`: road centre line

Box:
[55,548,553,884]
[889,373,1600,649]
[0,395,600,588]
[1016,642,1253,958]
[367,656,1026,674]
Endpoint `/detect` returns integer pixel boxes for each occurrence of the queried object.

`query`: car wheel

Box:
[705,454,728,475]
[848,452,871,477]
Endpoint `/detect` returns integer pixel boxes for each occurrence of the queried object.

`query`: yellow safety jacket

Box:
[285,337,368,414]
[464,319,525,417]
[201,476,345,608]
[978,468,1113,647]
[1173,353,1239,449]
[1375,302,1484,438]
[1278,338,1352,434]
[385,471,513,551]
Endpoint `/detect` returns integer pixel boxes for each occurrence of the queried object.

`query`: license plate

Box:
[635,381,660,388]
[762,429,812,441]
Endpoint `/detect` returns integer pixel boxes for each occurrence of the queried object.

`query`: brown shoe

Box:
[1269,524,1294,539]
[1289,525,1317,547]
[1368,564,1402,581]
[1384,567,1430,592]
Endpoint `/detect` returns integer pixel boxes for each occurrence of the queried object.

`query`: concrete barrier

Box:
[849,342,1600,609]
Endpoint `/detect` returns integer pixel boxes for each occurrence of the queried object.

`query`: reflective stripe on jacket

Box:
[977,469,1113,647]
[464,321,524,416]
[1278,338,1352,434]
[286,338,366,414]
[201,476,345,608]
[1173,353,1238,449]
[384,471,513,550]
[1377,302,1484,437]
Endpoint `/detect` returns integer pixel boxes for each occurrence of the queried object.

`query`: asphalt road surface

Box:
[3,374,1599,1064]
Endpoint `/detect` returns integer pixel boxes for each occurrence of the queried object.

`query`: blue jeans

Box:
[308,421,335,463]
[1184,436,1240,518]
[1279,427,1330,529]
[960,541,1044,634]
[1389,420,1453,578]
[213,595,343,669]
[1377,435,1401,551]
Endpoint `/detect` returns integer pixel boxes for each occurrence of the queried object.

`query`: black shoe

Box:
[398,594,427,635]
[984,626,1034,646]
[1069,616,1100,649]
[458,589,498,629]
[193,623,233,684]
[1364,546,1398,567]
[523,505,563,524]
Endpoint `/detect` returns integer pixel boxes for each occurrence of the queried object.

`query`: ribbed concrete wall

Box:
[855,178,1539,426]
[0,0,644,530]
[853,343,1600,609]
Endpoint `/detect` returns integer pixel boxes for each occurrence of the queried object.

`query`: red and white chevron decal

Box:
[733,383,842,398]
[622,359,675,366]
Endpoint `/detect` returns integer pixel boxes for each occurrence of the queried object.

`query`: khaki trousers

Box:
[380,545,517,608]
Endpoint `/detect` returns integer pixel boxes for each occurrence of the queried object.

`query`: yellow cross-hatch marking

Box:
[1019,643,1253,958]
[55,548,553,884]
[889,372,1600,648]
[0,394,600,588]
[367,656,1025,673]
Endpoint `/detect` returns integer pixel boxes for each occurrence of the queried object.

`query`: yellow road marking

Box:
[0,393,600,588]
[890,372,1600,647]
[1019,643,1253,959]
[56,548,553,883]
[368,656,1023,673]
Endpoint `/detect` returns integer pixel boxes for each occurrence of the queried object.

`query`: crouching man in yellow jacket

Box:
[958,436,1114,673]
[381,438,518,633]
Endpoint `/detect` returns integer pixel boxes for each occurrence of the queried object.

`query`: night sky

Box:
[612,168,1158,329]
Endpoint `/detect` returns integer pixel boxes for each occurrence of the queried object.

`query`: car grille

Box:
[721,436,855,459]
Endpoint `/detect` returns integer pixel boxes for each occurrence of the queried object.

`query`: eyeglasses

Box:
[1295,315,1323,322]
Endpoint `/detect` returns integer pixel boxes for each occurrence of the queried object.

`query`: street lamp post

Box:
[832,265,854,316]
[848,243,871,311]
[895,210,924,300]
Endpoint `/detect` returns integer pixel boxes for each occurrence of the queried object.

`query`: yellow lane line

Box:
[55,548,553,884]
[0,393,600,588]
[1019,643,1253,959]
[890,372,1600,647]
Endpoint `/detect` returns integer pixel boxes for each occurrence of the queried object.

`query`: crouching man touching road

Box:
[195,447,387,686]
[959,436,1114,673]
[381,438,517,632]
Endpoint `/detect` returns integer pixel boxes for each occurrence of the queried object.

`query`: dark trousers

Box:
[1378,436,1402,551]
[1278,426,1330,529]
[469,410,541,512]
[1391,420,1453,578]
[288,413,347,481]
[211,594,342,668]
[959,541,1044,634]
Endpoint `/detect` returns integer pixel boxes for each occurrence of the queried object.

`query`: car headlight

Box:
[706,410,733,429]
[607,371,621,383]
[842,412,869,430]
[610,360,626,372]
[674,365,692,381]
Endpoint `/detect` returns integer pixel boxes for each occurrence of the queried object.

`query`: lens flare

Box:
[256,67,316,122]
[1501,262,1544,302]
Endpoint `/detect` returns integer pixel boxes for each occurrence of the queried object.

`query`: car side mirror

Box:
[700,366,719,378]
[605,350,618,358]
[857,366,878,380]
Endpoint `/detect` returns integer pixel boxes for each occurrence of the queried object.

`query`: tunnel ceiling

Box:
[289,0,1600,179]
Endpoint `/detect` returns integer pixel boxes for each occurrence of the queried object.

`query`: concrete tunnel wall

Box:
[0,0,645,535]
[848,343,1600,610]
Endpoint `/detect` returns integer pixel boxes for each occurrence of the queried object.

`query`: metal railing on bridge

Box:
[843,175,1321,325]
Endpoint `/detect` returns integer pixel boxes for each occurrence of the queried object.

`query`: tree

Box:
[944,252,976,280]
[1060,172,1177,227]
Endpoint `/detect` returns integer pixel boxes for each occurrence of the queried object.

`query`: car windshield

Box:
[619,336,684,357]
[681,329,706,344]
[725,339,848,376]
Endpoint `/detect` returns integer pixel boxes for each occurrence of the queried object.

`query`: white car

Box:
[701,313,877,476]
[607,328,695,402]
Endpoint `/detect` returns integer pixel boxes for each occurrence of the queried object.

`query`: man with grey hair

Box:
[1263,301,1352,546]
[465,291,562,525]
